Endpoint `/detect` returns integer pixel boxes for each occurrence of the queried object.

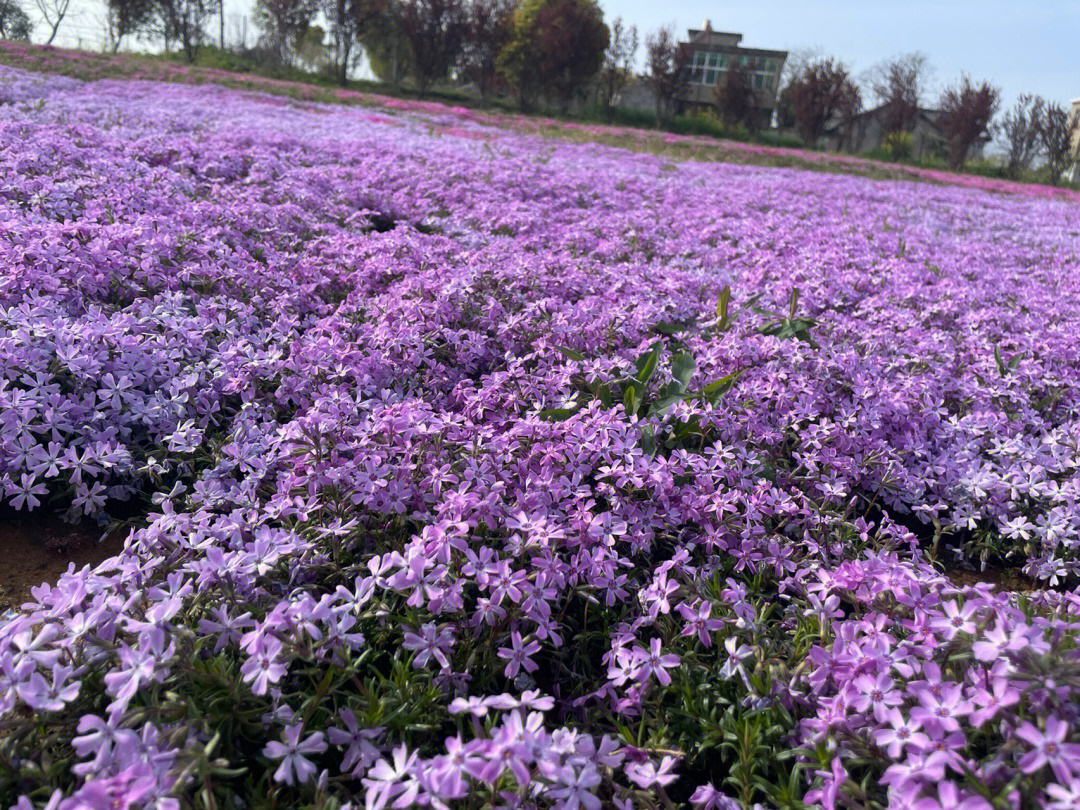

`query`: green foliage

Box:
[0,0,31,41]
[498,0,608,111]
[882,130,913,160]
[541,341,743,457]
[755,288,817,345]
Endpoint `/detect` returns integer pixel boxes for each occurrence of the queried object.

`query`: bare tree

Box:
[461,0,516,101]
[399,0,467,96]
[595,16,637,121]
[997,94,1044,179]
[868,52,930,136]
[938,76,999,170]
[33,0,72,44]
[786,57,860,146]
[644,24,690,128]
[1039,102,1080,185]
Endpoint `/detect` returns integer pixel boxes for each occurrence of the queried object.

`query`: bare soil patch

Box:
[0,509,125,611]
[945,564,1039,593]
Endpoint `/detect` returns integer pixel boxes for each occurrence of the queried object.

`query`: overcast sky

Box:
[30,0,1080,108]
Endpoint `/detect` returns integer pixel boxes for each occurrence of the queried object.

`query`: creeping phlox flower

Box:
[1,60,1080,810]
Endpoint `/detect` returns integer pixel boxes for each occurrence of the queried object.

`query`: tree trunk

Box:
[219,0,224,48]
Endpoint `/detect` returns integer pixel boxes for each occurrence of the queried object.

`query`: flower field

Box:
[3,64,1080,810]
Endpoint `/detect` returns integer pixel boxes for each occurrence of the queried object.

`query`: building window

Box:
[754,73,765,89]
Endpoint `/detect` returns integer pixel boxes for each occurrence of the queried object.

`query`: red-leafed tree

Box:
[644,24,690,127]
[785,57,860,146]
[938,76,999,170]
[997,94,1043,179]
[715,62,756,131]
[399,0,467,96]
[869,52,930,137]
[461,0,517,101]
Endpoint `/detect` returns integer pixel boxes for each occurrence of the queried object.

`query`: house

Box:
[823,104,989,162]
[677,21,787,129]
[1066,98,1080,183]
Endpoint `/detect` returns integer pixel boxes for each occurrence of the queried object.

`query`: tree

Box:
[105,0,155,51]
[997,94,1043,179]
[1039,102,1080,185]
[500,0,608,113]
[33,0,72,44]
[361,1,412,87]
[321,0,383,86]
[644,24,690,127]
[938,76,999,170]
[461,0,516,101]
[295,23,329,71]
[775,47,821,130]
[150,0,213,61]
[255,0,318,64]
[399,0,467,96]
[786,57,860,146]
[0,0,31,40]
[714,62,756,131]
[869,52,929,137]
[595,16,637,122]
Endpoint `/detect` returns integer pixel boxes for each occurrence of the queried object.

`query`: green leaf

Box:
[716,284,731,324]
[634,343,662,384]
[640,424,657,457]
[538,406,580,421]
[648,394,684,417]
[555,345,586,362]
[994,344,1006,377]
[702,370,743,404]
[654,320,688,335]
[671,352,696,391]
[623,384,640,416]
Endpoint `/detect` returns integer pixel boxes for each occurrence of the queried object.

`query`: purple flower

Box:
[401,622,455,670]
[630,639,680,687]
[263,724,328,786]
[1016,717,1080,782]
[496,631,541,679]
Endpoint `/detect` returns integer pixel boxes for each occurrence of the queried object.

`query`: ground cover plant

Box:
[2,63,1080,810]
[3,41,1080,204]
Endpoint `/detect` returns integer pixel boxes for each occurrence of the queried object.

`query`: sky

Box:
[29,0,1080,109]
[605,0,1080,109]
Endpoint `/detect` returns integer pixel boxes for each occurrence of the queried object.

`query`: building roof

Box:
[684,21,787,58]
